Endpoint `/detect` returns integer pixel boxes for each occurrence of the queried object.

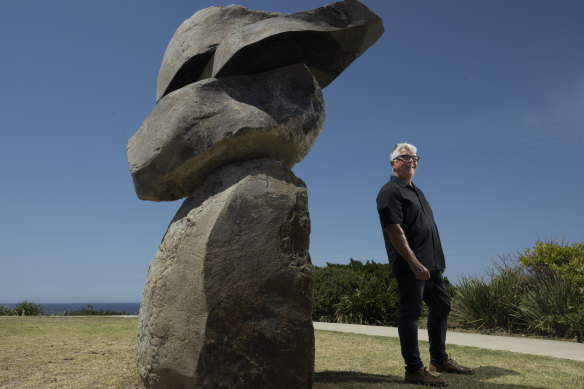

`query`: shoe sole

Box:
[405,379,448,387]
[429,368,474,375]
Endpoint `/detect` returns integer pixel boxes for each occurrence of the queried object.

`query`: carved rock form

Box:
[131,1,384,388]
[208,0,384,88]
[136,159,314,389]
[157,0,384,101]
[128,64,324,201]
[156,5,279,102]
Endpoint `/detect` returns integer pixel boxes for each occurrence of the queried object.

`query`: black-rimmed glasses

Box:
[394,155,420,162]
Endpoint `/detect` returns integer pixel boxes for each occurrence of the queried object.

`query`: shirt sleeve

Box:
[376,186,402,228]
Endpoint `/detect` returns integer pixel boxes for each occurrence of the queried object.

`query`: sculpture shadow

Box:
[314,370,402,385]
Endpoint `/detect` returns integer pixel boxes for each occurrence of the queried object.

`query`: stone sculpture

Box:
[128,64,324,201]
[127,1,383,388]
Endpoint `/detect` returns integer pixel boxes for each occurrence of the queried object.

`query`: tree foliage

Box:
[517,240,584,286]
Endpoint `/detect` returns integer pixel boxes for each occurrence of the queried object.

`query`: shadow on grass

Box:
[315,370,402,384]
[315,367,550,389]
[474,365,520,377]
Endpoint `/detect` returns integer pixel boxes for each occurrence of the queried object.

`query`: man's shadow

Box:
[314,366,549,388]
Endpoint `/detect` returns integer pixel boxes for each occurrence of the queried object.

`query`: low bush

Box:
[12,301,44,316]
[313,259,400,325]
[334,273,399,325]
[451,259,530,331]
[519,275,584,341]
[452,240,584,341]
[0,306,14,316]
[61,305,130,316]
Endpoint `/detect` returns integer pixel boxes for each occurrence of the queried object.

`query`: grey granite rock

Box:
[156,5,279,102]
[128,64,324,201]
[136,159,314,389]
[209,0,384,88]
[156,0,384,101]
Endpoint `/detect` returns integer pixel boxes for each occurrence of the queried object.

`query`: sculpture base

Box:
[136,159,314,389]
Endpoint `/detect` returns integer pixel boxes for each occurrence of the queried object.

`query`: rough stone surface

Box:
[136,159,314,389]
[156,5,279,102]
[128,64,324,201]
[209,0,384,88]
[156,0,384,101]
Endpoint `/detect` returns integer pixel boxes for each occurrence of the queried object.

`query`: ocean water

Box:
[1,302,140,315]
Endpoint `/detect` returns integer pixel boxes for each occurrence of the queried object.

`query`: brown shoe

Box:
[429,358,474,375]
[405,367,448,387]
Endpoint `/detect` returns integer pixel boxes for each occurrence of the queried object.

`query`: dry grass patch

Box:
[314,330,584,388]
[1,317,583,388]
[0,316,142,389]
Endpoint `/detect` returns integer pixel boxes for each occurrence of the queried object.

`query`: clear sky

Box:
[1,0,583,303]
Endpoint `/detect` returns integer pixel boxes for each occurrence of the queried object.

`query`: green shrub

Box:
[516,240,584,341]
[558,306,584,343]
[335,273,399,325]
[451,276,494,329]
[12,301,44,316]
[314,259,456,326]
[518,240,584,286]
[452,241,584,341]
[61,305,130,316]
[313,262,361,322]
[0,306,14,316]
[519,275,584,341]
[451,258,529,331]
[313,259,400,326]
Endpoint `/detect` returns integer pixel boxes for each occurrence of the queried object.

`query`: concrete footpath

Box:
[314,322,584,362]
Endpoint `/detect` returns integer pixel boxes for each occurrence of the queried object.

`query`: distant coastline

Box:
[0,302,140,316]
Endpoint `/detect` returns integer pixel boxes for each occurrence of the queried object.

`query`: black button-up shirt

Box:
[376,175,446,276]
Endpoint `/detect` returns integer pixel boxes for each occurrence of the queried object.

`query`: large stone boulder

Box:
[207,0,384,88]
[128,64,324,201]
[156,5,279,102]
[157,0,384,101]
[136,158,314,389]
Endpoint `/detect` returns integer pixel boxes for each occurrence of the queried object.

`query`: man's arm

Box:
[384,224,431,281]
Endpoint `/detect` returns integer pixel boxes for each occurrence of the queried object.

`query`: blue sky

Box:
[1,0,583,303]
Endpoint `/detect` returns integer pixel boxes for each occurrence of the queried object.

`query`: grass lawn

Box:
[1,317,583,388]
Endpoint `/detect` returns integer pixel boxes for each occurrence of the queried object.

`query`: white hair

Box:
[390,143,417,161]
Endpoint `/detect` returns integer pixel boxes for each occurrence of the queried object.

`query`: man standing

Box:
[376,143,473,387]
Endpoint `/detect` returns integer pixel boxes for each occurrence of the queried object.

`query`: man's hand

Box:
[410,262,430,280]
[384,224,430,280]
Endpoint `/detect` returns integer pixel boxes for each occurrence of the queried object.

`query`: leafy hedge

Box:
[452,240,584,342]
[315,241,583,342]
[314,259,399,326]
[313,259,456,326]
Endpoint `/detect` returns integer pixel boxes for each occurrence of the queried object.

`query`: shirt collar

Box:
[390,175,415,189]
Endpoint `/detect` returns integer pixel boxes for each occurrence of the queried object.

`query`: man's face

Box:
[391,149,418,181]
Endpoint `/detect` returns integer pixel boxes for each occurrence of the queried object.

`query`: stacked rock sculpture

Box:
[127,1,383,388]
